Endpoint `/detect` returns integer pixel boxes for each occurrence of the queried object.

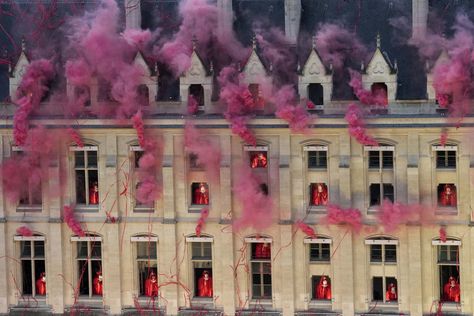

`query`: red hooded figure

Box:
[316,276,331,300]
[255,243,271,259]
[198,270,213,297]
[440,184,457,207]
[36,272,46,295]
[193,183,209,205]
[93,271,103,295]
[144,271,159,297]
[90,182,99,205]
[386,283,397,301]
[312,183,328,206]
[443,276,460,302]
[251,152,267,168]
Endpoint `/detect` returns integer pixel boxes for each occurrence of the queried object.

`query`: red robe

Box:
[36,277,46,295]
[198,276,213,297]
[255,244,271,259]
[144,278,159,297]
[386,284,397,301]
[312,185,328,206]
[251,154,267,168]
[440,188,457,207]
[444,282,460,302]
[93,275,103,295]
[316,282,331,300]
[193,188,209,205]
[90,187,99,204]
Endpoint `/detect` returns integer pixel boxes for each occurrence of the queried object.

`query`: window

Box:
[98,79,114,102]
[250,151,267,168]
[437,244,460,302]
[12,149,42,208]
[308,83,324,106]
[75,236,102,297]
[310,183,329,206]
[74,85,91,107]
[251,243,272,299]
[438,184,457,208]
[307,150,327,169]
[137,84,149,106]
[369,183,394,206]
[368,150,393,169]
[189,153,203,170]
[73,146,99,206]
[259,183,269,196]
[309,243,330,262]
[248,84,264,110]
[371,82,388,104]
[191,182,209,205]
[312,275,331,300]
[189,84,204,107]
[436,150,456,168]
[191,242,213,298]
[18,239,46,296]
[372,277,398,302]
[134,238,158,297]
[370,244,396,263]
[367,238,398,303]
[131,147,151,210]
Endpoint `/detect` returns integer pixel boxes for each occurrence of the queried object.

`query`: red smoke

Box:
[323,205,363,233]
[345,103,378,146]
[296,220,316,238]
[195,207,209,237]
[439,226,447,243]
[64,205,85,237]
[349,69,387,106]
[377,199,435,233]
[16,226,33,237]
[67,128,84,148]
[271,85,314,133]
[187,95,199,115]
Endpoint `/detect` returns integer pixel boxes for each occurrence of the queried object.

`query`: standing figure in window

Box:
[255,243,271,259]
[443,276,460,302]
[144,271,159,297]
[311,183,328,206]
[440,184,457,207]
[93,271,103,295]
[193,183,209,205]
[386,283,397,301]
[198,270,213,297]
[251,152,267,168]
[315,276,331,300]
[36,272,46,295]
[90,182,99,205]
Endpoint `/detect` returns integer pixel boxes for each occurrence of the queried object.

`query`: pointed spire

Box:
[21,38,26,52]
[376,32,381,49]
[312,35,316,49]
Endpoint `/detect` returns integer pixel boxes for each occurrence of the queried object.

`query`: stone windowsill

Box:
[188,205,208,213]
[249,298,273,307]
[435,207,458,215]
[75,205,100,212]
[368,301,399,310]
[309,299,332,307]
[16,296,46,306]
[133,206,154,213]
[308,206,327,214]
[17,205,42,212]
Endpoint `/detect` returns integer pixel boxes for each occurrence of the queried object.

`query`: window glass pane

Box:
[382,151,393,168]
[75,170,86,204]
[75,151,85,168]
[449,246,458,263]
[21,241,31,258]
[87,151,97,168]
[137,242,157,259]
[385,245,397,262]
[370,245,382,262]
[135,151,144,169]
[321,244,330,260]
[91,242,101,259]
[21,260,32,295]
[34,241,45,258]
[309,244,320,261]
[447,151,456,168]
[386,277,398,302]
[77,241,88,259]
[368,151,380,168]
[438,245,448,262]
[372,277,383,301]
[91,261,103,296]
[78,260,89,295]
[383,184,394,202]
[192,242,212,260]
[370,184,381,206]
[263,285,272,297]
[308,151,327,169]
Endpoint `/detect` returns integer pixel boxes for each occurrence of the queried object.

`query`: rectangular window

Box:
[136,241,158,297]
[74,147,99,206]
[251,243,272,299]
[189,153,203,169]
[437,184,457,208]
[308,151,327,169]
[368,150,393,169]
[191,182,209,205]
[369,183,394,206]
[370,244,397,263]
[13,150,42,208]
[438,244,460,302]
[370,245,383,263]
[19,240,45,296]
[191,242,213,298]
[76,239,102,297]
[312,275,332,300]
[309,243,330,262]
[436,151,456,169]
[131,149,152,210]
[373,277,398,302]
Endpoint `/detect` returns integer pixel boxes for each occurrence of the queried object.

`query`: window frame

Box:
[304,146,328,170]
[16,236,46,297]
[130,146,154,212]
[12,146,43,210]
[433,239,461,302]
[248,241,272,300]
[70,145,99,208]
[72,235,103,298]
[369,183,394,207]
[131,235,158,298]
[186,237,213,299]
[432,145,457,169]
[364,145,394,170]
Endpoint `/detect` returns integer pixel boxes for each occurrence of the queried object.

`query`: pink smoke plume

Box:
[296,220,316,238]
[67,128,84,148]
[184,122,221,183]
[187,95,199,115]
[323,205,363,233]
[132,111,146,148]
[13,59,55,146]
[345,103,378,146]
[195,207,209,237]
[218,66,258,146]
[349,69,387,106]
[64,205,85,237]
[232,165,274,232]
[121,29,152,51]
[16,226,33,237]
[377,199,435,233]
[65,58,92,86]
[439,226,447,243]
[440,129,448,147]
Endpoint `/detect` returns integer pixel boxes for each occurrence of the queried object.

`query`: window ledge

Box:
[191,297,214,308]
[250,299,273,306]
[188,205,208,213]
[16,296,47,306]
[309,299,332,306]
[16,205,42,212]
[439,302,461,311]
[75,296,103,304]
[309,260,331,264]
[133,206,154,213]
[75,205,100,212]
[435,208,458,215]
[369,301,399,309]
[367,207,379,214]
[308,206,327,214]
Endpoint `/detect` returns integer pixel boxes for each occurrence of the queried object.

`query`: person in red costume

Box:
[443,276,460,302]
[312,183,328,206]
[36,272,46,295]
[198,270,213,297]
[193,183,209,205]
[93,271,103,295]
[89,182,99,205]
[315,276,331,300]
[386,283,397,301]
[255,243,271,259]
[251,152,267,168]
[440,184,457,207]
[144,271,159,297]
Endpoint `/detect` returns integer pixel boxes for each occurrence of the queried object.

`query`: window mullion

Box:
[88,242,92,297]
[31,241,36,296]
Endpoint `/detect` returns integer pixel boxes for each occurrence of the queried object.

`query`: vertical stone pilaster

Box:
[279,225,295,315]
[125,0,141,30]
[412,0,428,39]
[279,135,291,221]
[407,226,423,316]
[284,0,301,45]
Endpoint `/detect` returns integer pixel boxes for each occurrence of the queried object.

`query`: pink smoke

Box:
[439,226,447,243]
[65,58,92,86]
[295,220,316,238]
[323,205,363,233]
[349,69,387,106]
[345,103,378,146]
[232,165,274,232]
[64,205,85,237]
[13,59,55,146]
[271,85,314,133]
[187,95,199,115]
[440,129,448,147]
[132,111,146,148]
[184,122,221,183]
[195,207,209,237]
[377,199,435,233]
[121,29,152,51]
[67,128,84,148]
[16,226,33,237]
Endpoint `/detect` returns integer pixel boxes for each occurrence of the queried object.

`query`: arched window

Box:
[131,234,158,297]
[14,234,46,297]
[245,236,272,299]
[71,234,103,297]
[308,83,324,106]
[70,143,99,207]
[186,235,214,298]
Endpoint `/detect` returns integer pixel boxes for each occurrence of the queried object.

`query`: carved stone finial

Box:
[21,38,26,52]
[376,33,381,49]
[252,34,257,50]
[361,61,365,71]
[296,62,300,73]
[209,61,214,74]
[312,35,316,49]
[192,35,197,51]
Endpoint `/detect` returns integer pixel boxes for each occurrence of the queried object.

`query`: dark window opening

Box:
[438,184,457,207]
[370,245,383,263]
[385,244,397,263]
[192,182,209,205]
[370,183,394,206]
[75,148,99,206]
[440,266,460,303]
[309,243,330,262]
[137,84,149,106]
[189,84,204,107]
[136,241,158,297]
[250,151,268,168]
[157,64,180,101]
[310,183,329,206]
[74,86,91,107]
[371,82,388,105]
[259,183,269,196]
[248,84,264,110]
[76,240,102,297]
[312,275,331,300]
[308,83,324,106]
[307,151,327,169]
[191,242,213,297]
[373,277,398,302]
[436,150,456,169]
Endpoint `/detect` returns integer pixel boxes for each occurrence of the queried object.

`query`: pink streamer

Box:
[67,128,84,148]
[323,204,363,233]
[296,220,316,238]
[64,205,85,237]
[345,103,378,146]
[195,207,209,237]
[16,226,33,237]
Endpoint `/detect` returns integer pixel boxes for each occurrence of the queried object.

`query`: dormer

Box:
[361,34,397,103]
[298,37,333,109]
[133,51,158,106]
[427,50,450,105]
[9,40,30,101]
[179,40,213,112]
